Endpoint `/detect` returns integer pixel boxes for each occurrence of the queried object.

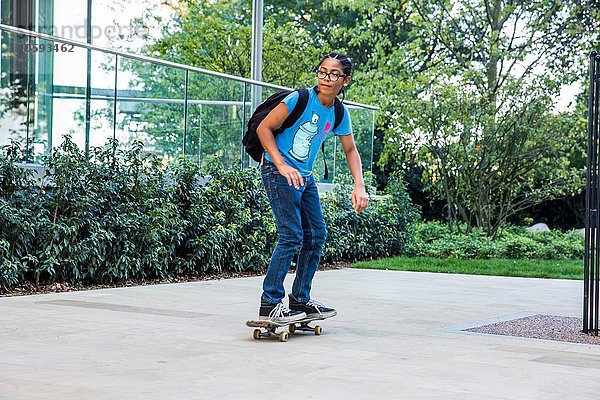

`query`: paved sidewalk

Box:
[1,269,599,399]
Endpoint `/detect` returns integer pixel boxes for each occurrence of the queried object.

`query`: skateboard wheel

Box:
[314,326,322,335]
[288,324,296,334]
[253,329,262,340]
[279,332,288,342]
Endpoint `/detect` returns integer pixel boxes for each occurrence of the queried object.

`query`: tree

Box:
[379,0,592,235]
[108,0,594,236]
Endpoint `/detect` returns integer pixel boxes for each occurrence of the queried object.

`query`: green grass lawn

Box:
[352,257,584,280]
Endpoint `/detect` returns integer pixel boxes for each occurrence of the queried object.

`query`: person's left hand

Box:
[351,185,369,214]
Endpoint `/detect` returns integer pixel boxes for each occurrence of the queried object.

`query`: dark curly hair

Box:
[318,52,352,77]
[316,52,352,99]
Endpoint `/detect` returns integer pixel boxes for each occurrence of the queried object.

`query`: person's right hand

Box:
[276,162,304,189]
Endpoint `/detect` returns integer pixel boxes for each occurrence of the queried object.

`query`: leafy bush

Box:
[0,137,417,291]
[321,171,418,262]
[497,227,584,259]
[407,221,584,260]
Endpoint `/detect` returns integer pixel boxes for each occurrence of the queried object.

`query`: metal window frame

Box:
[0,23,379,111]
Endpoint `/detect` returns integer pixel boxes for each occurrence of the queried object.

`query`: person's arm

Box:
[256,103,303,189]
[338,134,369,213]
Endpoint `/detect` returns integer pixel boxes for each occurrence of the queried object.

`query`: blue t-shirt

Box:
[264,88,352,176]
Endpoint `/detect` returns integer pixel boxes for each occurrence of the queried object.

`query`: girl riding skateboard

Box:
[256,52,369,323]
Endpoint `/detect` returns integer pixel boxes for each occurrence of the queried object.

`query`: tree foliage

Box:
[375,0,592,235]
[120,0,595,234]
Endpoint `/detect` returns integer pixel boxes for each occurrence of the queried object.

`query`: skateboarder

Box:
[256,52,369,323]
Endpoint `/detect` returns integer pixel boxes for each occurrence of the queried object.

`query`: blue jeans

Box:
[260,160,327,304]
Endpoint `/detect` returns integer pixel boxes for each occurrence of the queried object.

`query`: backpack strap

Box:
[333,97,344,131]
[320,97,344,181]
[277,88,309,133]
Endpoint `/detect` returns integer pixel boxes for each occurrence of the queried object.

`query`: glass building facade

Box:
[0,1,376,182]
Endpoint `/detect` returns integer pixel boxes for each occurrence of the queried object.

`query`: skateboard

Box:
[246,316,327,342]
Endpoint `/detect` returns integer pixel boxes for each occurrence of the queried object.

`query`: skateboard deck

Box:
[246,315,329,342]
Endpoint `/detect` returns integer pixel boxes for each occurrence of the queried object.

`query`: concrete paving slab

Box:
[1,269,599,399]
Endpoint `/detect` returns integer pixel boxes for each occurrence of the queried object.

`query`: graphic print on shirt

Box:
[289,113,319,162]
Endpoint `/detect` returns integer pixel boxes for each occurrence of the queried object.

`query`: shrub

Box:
[0,137,417,291]
[499,235,540,259]
[321,171,419,262]
[407,221,584,260]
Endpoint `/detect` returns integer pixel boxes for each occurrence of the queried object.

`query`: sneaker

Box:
[259,300,306,324]
[289,297,337,319]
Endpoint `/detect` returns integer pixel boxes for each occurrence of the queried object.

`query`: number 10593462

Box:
[21,43,75,53]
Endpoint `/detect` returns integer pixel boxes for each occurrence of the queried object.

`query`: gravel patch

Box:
[466,314,600,345]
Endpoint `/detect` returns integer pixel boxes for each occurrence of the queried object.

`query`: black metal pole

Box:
[592,69,598,335]
[592,112,597,335]
[589,51,598,335]
[584,51,596,333]
[594,55,600,335]
[589,51,600,336]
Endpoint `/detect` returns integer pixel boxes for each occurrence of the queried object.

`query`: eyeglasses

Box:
[316,70,346,82]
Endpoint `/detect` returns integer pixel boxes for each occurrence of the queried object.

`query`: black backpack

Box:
[242,87,344,179]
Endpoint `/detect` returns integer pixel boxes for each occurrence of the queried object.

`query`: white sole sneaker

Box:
[258,311,307,324]
[306,310,337,319]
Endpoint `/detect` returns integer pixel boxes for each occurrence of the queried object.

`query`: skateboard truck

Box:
[288,321,322,335]
[252,326,290,342]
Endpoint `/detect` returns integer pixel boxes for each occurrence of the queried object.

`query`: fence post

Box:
[585,51,600,335]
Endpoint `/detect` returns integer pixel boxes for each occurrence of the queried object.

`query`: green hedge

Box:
[322,173,418,262]
[0,137,418,291]
[407,221,584,260]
